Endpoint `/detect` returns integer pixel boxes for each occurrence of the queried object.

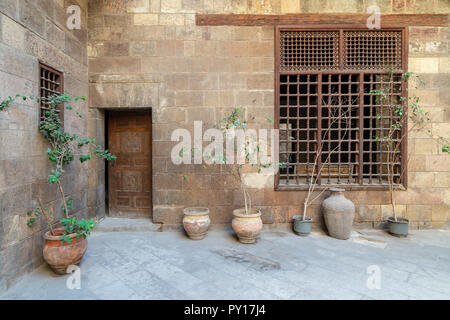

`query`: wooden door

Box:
[108,111,152,217]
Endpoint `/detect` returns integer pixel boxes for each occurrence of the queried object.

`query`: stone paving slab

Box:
[1,228,450,300]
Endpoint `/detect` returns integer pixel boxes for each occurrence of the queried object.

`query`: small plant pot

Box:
[387,217,409,237]
[43,228,88,275]
[232,208,263,244]
[183,207,211,240]
[293,216,312,236]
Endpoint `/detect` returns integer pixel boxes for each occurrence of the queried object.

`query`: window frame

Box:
[38,61,64,127]
[274,25,409,191]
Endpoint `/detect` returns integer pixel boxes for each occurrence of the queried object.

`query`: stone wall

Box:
[0,0,90,292]
[88,0,449,229]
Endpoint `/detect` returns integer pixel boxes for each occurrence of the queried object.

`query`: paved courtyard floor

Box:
[1,227,450,300]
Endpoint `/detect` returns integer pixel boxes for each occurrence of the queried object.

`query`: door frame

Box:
[105,108,153,218]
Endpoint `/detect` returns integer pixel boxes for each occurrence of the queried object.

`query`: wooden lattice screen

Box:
[39,62,64,125]
[275,27,407,190]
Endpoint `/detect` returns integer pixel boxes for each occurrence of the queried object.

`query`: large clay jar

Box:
[322,188,355,240]
[183,207,211,240]
[43,228,88,274]
[232,208,263,244]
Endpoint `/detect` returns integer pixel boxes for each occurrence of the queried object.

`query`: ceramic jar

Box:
[231,208,263,244]
[322,188,355,240]
[183,207,211,240]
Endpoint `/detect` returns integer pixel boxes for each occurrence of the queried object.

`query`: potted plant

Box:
[214,108,276,244]
[1,93,116,273]
[370,71,450,237]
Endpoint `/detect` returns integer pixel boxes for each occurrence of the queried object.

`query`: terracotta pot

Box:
[43,228,88,275]
[232,208,263,244]
[322,188,355,240]
[183,207,211,240]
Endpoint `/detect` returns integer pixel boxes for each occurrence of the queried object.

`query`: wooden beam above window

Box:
[196,14,448,27]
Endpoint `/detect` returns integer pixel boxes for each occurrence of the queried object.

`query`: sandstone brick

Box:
[236,91,264,106]
[248,0,280,14]
[182,173,212,190]
[409,57,440,74]
[175,91,203,107]
[281,0,300,13]
[124,25,166,40]
[184,13,195,25]
[414,138,439,155]
[381,204,406,219]
[425,155,450,172]
[19,0,45,37]
[89,57,141,73]
[175,26,204,40]
[407,204,432,221]
[186,107,215,123]
[410,172,436,187]
[153,173,183,190]
[188,73,219,90]
[153,107,186,123]
[247,74,274,90]
[435,172,450,187]
[153,205,183,224]
[182,0,204,11]
[302,0,364,13]
[133,13,158,25]
[392,0,405,12]
[2,15,25,51]
[357,205,382,222]
[126,0,151,13]
[204,91,219,106]
[161,0,182,13]
[156,40,184,56]
[247,41,273,57]
[365,0,392,13]
[130,40,156,56]
[436,0,450,13]
[104,14,129,27]
[0,0,18,19]
[432,204,449,221]
[159,13,185,25]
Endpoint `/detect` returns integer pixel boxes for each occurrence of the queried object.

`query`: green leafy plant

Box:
[370,71,449,222]
[1,93,116,243]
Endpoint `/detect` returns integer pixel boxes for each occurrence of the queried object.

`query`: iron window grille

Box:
[275,26,408,190]
[39,62,64,126]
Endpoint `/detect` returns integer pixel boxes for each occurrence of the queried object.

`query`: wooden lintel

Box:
[196,13,449,27]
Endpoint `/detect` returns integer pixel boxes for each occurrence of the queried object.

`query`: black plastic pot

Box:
[387,217,409,237]
[293,216,312,236]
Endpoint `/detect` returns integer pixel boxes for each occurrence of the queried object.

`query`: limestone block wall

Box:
[0,0,90,292]
[88,0,449,229]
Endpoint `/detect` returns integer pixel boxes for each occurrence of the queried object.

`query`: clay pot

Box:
[387,217,409,237]
[183,207,211,240]
[322,188,355,240]
[43,228,88,275]
[232,208,263,244]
